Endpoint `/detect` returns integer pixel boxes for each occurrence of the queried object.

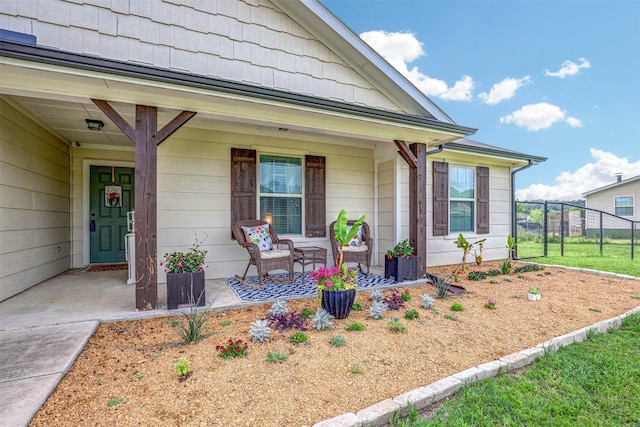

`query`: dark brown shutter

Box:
[433,161,449,236]
[230,148,256,235]
[305,155,326,237]
[476,166,490,234]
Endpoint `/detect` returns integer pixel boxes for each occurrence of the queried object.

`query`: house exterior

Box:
[0,0,545,307]
[583,175,640,238]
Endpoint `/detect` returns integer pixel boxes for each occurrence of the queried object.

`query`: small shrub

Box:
[489,279,499,284]
[421,294,435,309]
[345,322,365,331]
[369,289,384,302]
[350,361,365,374]
[484,298,497,309]
[405,309,419,320]
[387,318,408,333]
[401,290,412,301]
[219,320,231,327]
[174,357,191,377]
[107,397,127,407]
[487,269,501,277]
[503,276,512,282]
[329,335,346,347]
[216,338,248,359]
[384,289,406,310]
[450,302,465,312]
[268,300,290,315]
[166,319,178,326]
[248,319,271,343]
[433,275,451,299]
[300,308,314,318]
[290,331,308,344]
[310,309,335,331]
[513,264,542,273]
[467,271,487,281]
[499,259,512,274]
[445,313,457,321]
[370,300,388,319]
[266,311,309,331]
[171,292,214,343]
[265,351,288,363]
[517,274,525,279]
[352,301,364,311]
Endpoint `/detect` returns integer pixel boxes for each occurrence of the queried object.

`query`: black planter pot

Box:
[167,271,205,310]
[322,288,356,319]
[384,256,417,282]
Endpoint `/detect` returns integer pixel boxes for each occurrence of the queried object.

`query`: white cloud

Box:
[478,76,532,105]
[360,30,474,101]
[516,149,640,200]
[544,57,591,78]
[499,102,581,131]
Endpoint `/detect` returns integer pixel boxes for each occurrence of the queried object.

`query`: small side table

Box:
[293,246,327,275]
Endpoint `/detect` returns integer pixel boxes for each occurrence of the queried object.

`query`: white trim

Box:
[82,159,135,266]
[613,195,634,217]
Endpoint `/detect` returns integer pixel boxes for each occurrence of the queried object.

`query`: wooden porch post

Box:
[394,140,427,277]
[92,100,195,310]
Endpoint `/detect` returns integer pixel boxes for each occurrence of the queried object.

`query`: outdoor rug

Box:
[226,271,398,303]
[81,264,128,272]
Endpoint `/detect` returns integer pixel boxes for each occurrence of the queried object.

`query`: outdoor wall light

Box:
[85,119,104,131]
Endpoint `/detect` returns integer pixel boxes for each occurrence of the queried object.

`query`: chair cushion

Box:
[259,249,291,259]
[342,244,368,253]
[346,224,364,246]
[241,224,274,251]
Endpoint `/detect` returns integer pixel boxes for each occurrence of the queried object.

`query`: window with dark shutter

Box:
[433,161,449,236]
[305,155,326,237]
[476,166,490,234]
[230,148,256,234]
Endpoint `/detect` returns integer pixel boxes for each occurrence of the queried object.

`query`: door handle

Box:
[90,220,96,232]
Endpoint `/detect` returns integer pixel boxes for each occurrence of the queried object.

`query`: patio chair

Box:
[232,220,294,289]
[329,219,372,274]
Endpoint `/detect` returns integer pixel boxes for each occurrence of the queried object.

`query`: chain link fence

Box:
[515,201,639,260]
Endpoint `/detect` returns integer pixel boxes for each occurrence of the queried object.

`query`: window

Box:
[614,196,634,217]
[259,155,302,234]
[449,166,475,233]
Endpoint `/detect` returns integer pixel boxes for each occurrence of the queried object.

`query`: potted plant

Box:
[161,246,207,310]
[384,239,417,281]
[528,287,541,301]
[310,209,364,319]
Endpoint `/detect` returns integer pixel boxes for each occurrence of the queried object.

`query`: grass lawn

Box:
[392,313,640,427]
[517,240,640,277]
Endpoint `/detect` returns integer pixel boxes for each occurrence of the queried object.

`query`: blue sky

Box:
[321,0,640,200]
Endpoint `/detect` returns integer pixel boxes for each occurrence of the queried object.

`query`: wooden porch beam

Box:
[394,139,417,169]
[91,99,196,310]
[406,143,428,278]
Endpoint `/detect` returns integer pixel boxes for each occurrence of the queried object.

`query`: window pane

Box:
[615,197,633,207]
[450,201,474,232]
[259,155,302,195]
[450,167,474,199]
[260,197,301,234]
[615,206,633,216]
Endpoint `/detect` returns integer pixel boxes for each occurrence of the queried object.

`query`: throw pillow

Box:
[242,224,274,251]
[346,224,364,246]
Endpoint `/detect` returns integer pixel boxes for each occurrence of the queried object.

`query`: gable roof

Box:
[583,175,640,196]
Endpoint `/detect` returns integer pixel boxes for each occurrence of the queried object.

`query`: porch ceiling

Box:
[0,58,468,150]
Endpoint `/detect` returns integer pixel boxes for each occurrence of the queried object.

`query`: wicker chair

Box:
[329,220,372,274]
[232,220,294,288]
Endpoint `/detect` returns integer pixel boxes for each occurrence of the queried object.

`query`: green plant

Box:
[484,298,497,309]
[386,238,415,259]
[468,271,487,281]
[248,319,271,343]
[174,357,191,377]
[499,259,512,274]
[401,289,412,301]
[352,301,364,310]
[171,292,214,343]
[216,338,248,359]
[333,209,366,271]
[445,313,457,321]
[405,309,419,320]
[219,320,231,326]
[487,269,501,277]
[514,264,543,273]
[505,233,515,262]
[311,308,335,330]
[160,246,207,273]
[489,279,499,284]
[107,397,127,407]
[387,318,408,333]
[350,361,366,374]
[301,308,314,318]
[503,276,512,282]
[290,331,308,344]
[345,322,365,331]
[433,275,452,299]
[265,351,288,363]
[454,234,486,272]
[528,287,540,295]
[450,302,465,312]
[329,335,346,347]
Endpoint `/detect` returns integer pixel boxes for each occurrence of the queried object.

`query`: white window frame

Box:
[614,196,634,217]
[257,153,304,236]
[449,165,476,234]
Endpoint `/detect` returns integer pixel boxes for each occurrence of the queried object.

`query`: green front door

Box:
[90,166,134,263]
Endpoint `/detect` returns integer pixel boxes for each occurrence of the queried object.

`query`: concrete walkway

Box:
[0,268,243,427]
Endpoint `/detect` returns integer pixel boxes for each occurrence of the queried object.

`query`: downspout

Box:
[511,160,534,259]
[425,144,445,156]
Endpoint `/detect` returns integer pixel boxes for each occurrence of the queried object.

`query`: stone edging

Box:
[310,305,640,427]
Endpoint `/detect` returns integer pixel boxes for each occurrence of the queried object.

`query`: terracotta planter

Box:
[167,271,205,310]
[321,288,356,319]
[384,256,417,282]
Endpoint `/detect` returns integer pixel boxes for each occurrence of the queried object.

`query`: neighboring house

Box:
[583,175,640,238]
[0,0,545,307]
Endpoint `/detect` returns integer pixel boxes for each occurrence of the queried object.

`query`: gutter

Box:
[511,160,534,258]
[0,40,477,136]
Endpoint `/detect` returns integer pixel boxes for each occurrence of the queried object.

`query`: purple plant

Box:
[266,311,309,331]
[383,289,406,310]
